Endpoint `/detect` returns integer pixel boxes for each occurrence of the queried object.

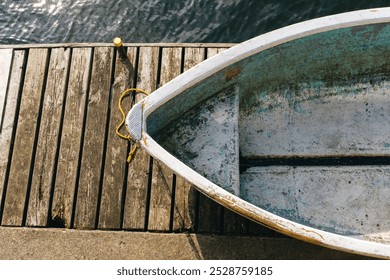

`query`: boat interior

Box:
[149,22,390,242]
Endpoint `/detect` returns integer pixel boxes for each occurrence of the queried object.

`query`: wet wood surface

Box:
[0,44,292,240]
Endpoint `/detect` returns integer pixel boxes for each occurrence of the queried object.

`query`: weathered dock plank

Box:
[0,49,13,131]
[0,50,26,223]
[2,48,49,226]
[73,47,113,229]
[51,48,93,228]
[26,48,71,227]
[183,47,206,71]
[148,161,174,231]
[123,47,159,230]
[148,47,182,231]
[98,47,137,229]
[172,177,197,231]
[171,47,205,232]
[160,47,182,84]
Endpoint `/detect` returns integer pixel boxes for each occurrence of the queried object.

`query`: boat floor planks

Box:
[0,43,369,259]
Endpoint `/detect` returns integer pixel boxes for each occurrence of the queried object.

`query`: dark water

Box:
[0,0,389,44]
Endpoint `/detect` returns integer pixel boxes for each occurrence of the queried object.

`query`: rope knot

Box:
[115,88,149,163]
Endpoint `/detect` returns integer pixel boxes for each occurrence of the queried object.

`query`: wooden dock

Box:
[0,43,370,259]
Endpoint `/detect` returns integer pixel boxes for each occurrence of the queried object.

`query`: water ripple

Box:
[0,0,389,44]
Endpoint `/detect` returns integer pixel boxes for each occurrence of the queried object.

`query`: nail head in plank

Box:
[2,48,49,226]
[73,47,113,229]
[123,47,159,230]
[0,50,26,221]
[26,48,71,227]
[98,47,137,229]
[51,48,93,228]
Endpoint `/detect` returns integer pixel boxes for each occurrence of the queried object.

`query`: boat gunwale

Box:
[126,7,390,259]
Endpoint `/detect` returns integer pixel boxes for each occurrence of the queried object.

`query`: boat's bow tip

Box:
[125,102,143,141]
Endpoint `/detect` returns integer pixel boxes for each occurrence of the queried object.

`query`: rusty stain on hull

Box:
[225,67,242,82]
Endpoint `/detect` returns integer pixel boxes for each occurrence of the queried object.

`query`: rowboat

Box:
[126,8,390,258]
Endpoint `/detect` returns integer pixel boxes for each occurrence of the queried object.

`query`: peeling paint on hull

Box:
[127,8,390,259]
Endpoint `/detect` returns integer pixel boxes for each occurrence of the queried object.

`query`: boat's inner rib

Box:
[240,156,390,173]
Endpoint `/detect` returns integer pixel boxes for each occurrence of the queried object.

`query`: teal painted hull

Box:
[128,8,390,258]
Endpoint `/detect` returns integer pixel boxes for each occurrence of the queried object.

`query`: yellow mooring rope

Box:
[116,88,149,163]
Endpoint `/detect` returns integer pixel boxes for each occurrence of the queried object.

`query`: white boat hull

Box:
[127,8,390,258]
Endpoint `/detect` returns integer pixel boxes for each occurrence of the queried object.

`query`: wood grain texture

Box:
[183,48,205,72]
[51,48,92,228]
[147,48,181,231]
[73,47,113,229]
[0,49,13,131]
[2,48,48,226]
[123,47,159,230]
[98,47,137,229]
[172,177,197,232]
[0,50,26,222]
[148,160,174,231]
[26,48,71,227]
[171,47,206,232]
[160,47,182,84]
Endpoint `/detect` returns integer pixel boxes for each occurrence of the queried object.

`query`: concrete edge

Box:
[0,227,373,260]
